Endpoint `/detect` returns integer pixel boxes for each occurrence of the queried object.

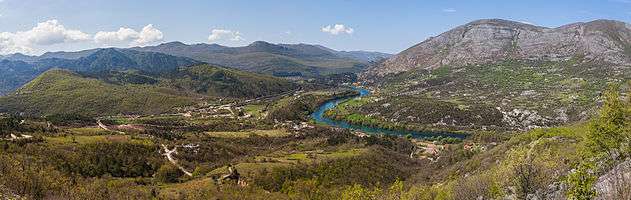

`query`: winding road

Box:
[161,144,193,177]
[96,119,126,134]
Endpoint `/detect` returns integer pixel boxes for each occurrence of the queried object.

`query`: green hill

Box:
[0,64,298,116]
[0,48,202,96]
[160,64,299,98]
[0,69,199,116]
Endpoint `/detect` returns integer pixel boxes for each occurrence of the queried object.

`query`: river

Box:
[310,87,466,139]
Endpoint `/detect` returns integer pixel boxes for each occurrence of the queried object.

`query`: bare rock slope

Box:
[367,19,631,77]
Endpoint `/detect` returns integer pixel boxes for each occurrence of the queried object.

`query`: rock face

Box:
[595,159,631,199]
[367,19,631,77]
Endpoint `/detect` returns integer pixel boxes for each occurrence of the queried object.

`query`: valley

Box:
[2,17,631,200]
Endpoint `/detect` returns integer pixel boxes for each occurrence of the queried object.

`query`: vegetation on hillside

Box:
[2,82,631,199]
[160,64,298,98]
[0,69,199,116]
[132,41,382,78]
[356,59,618,131]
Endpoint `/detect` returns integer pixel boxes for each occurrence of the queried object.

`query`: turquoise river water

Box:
[310,87,466,139]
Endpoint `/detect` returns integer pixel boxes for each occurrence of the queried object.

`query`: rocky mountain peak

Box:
[464,18,547,31]
[365,19,631,77]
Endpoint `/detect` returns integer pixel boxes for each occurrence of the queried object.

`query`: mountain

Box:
[0,41,389,90]
[0,49,201,95]
[0,60,41,95]
[0,69,199,116]
[0,53,40,62]
[366,19,631,77]
[340,19,631,131]
[334,51,392,63]
[304,44,392,62]
[159,64,298,98]
[39,49,101,60]
[132,41,390,77]
[0,63,298,116]
[70,48,202,74]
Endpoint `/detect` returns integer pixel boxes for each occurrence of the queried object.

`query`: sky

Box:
[1,0,631,55]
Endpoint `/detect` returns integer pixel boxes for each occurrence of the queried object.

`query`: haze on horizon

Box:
[1,0,630,55]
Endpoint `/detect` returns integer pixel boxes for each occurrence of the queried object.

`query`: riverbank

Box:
[311,87,467,140]
[266,89,359,123]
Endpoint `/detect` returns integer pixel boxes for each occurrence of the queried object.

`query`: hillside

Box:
[336,19,631,132]
[132,41,390,77]
[0,49,201,96]
[39,48,203,74]
[0,60,42,95]
[0,69,199,116]
[0,62,299,116]
[366,19,631,77]
[159,64,299,98]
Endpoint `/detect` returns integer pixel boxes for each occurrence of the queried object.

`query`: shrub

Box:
[155,164,184,183]
[566,163,597,200]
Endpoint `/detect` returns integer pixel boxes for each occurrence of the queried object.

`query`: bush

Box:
[0,116,22,136]
[52,142,161,177]
[46,113,95,126]
[192,165,213,178]
[566,163,597,200]
[155,164,184,183]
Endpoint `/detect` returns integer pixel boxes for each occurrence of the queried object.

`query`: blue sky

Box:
[1,0,630,55]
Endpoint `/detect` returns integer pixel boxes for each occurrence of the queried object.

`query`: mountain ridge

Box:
[0,48,202,95]
[366,18,631,77]
[130,41,391,77]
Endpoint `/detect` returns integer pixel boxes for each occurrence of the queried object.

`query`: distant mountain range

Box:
[131,41,391,77]
[0,48,201,95]
[0,41,390,96]
[358,19,631,130]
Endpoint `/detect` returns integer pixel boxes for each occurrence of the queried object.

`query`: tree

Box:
[341,184,381,200]
[155,163,184,183]
[587,84,630,157]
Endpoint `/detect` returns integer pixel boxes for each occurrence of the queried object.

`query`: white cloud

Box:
[0,33,33,54]
[442,8,457,13]
[321,24,354,35]
[94,24,163,46]
[207,29,245,42]
[0,19,90,55]
[134,24,163,45]
[94,28,137,43]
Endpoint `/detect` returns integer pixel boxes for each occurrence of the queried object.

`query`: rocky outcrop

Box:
[366,19,631,77]
[594,159,631,199]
